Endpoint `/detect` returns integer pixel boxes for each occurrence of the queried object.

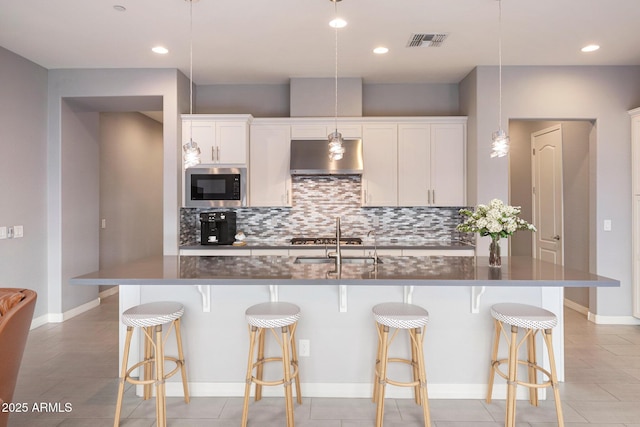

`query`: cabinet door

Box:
[182,119,216,164]
[291,124,328,139]
[216,121,248,164]
[325,124,362,139]
[430,124,465,206]
[398,124,430,206]
[362,124,398,206]
[249,125,292,207]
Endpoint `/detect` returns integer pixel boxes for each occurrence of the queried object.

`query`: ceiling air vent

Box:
[407,33,448,48]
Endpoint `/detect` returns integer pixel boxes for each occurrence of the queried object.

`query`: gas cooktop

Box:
[290,237,363,246]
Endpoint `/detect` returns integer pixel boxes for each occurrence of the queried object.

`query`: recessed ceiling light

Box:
[581,44,600,53]
[329,18,347,28]
[113,5,126,12]
[152,46,169,54]
[373,47,389,54]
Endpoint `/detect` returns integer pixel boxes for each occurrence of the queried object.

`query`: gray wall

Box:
[60,102,101,312]
[195,82,460,118]
[99,112,164,273]
[461,65,640,317]
[509,120,592,308]
[0,47,48,319]
[363,83,459,116]
[47,69,187,313]
[196,83,290,117]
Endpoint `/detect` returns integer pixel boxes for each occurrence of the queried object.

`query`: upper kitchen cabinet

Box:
[398,120,466,207]
[181,114,251,166]
[249,121,292,207]
[291,120,362,139]
[362,123,398,206]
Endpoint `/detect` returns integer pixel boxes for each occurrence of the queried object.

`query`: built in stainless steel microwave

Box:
[185,167,247,207]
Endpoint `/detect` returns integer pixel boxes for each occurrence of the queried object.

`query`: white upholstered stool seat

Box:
[242,302,302,427]
[490,303,558,330]
[114,302,189,427]
[487,303,563,427]
[373,302,429,329]
[121,301,185,328]
[245,302,301,328]
[372,303,431,427]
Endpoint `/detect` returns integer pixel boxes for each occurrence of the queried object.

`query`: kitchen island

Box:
[71,255,618,400]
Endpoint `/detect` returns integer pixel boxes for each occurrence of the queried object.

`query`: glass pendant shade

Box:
[328,130,345,160]
[183,139,201,168]
[491,129,509,158]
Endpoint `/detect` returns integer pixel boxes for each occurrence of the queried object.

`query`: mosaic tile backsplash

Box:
[180,175,473,245]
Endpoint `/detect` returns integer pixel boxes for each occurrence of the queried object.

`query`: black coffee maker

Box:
[200,212,237,245]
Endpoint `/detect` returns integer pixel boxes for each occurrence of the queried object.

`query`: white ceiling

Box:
[2,0,640,85]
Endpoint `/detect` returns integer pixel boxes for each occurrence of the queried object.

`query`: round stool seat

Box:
[372,302,429,329]
[490,303,557,330]
[245,302,301,328]
[122,301,185,328]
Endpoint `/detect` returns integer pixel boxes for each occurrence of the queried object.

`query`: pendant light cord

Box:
[334,0,339,132]
[189,0,194,141]
[497,0,503,131]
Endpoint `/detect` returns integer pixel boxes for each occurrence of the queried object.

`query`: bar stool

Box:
[242,302,302,427]
[113,302,190,427]
[372,302,431,427]
[486,303,564,427]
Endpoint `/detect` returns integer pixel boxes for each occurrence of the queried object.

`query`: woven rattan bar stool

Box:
[113,302,189,427]
[486,303,564,427]
[242,302,302,427]
[372,302,431,427]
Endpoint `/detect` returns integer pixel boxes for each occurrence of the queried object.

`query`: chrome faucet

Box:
[328,216,342,266]
[367,229,379,265]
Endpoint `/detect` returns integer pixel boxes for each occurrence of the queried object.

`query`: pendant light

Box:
[328,0,345,161]
[182,0,201,168]
[491,0,509,158]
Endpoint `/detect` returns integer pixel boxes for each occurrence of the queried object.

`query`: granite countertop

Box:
[179,238,475,251]
[71,255,619,288]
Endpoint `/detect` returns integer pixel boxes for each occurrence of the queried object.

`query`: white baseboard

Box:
[99,286,119,299]
[158,382,543,400]
[29,288,118,330]
[31,297,101,329]
[564,299,640,325]
[564,299,588,315]
[587,312,640,325]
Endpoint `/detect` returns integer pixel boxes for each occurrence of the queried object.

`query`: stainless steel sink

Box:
[294,256,382,265]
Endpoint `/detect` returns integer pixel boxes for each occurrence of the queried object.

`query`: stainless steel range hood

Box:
[289,139,363,175]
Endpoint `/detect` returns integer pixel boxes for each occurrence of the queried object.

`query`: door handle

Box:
[552,235,561,241]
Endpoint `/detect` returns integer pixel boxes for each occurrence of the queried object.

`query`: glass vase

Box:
[489,238,501,268]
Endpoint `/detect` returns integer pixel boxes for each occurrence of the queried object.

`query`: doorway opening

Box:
[508,119,595,313]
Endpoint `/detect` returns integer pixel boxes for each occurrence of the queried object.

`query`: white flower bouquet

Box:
[456,199,536,241]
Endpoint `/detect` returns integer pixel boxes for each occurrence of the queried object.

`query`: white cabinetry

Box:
[291,122,362,139]
[362,124,398,206]
[249,123,292,207]
[181,115,250,165]
[398,122,466,206]
[630,108,640,318]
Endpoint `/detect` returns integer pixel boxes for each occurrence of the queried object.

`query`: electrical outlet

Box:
[299,339,310,357]
[373,216,380,228]
[604,219,612,231]
[0,226,6,239]
[6,226,14,239]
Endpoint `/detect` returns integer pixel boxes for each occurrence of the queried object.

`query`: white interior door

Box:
[532,124,564,265]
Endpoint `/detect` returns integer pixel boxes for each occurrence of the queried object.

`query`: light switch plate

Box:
[604,219,612,231]
[0,226,6,239]
[14,225,23,238]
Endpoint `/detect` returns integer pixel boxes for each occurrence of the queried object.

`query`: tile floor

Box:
[6,294,640,426]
